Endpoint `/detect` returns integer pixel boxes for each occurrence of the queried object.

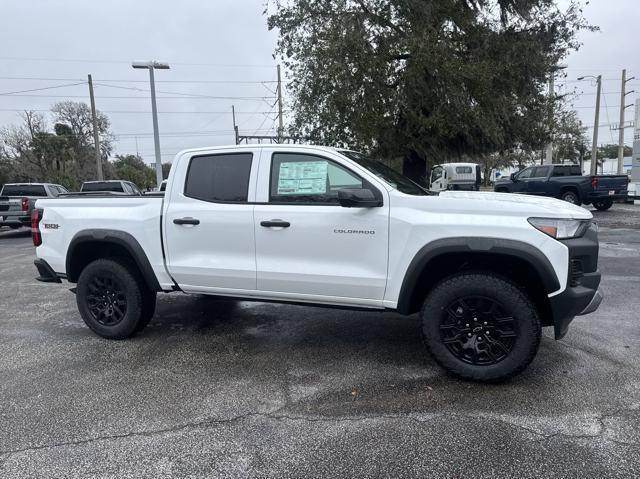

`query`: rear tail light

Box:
[31,209,42,246]
[591,177,598,189]
[21,197,29,211]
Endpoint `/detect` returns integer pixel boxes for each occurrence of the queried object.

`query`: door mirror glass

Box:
[338,188,381,208]
[510,172,517,181]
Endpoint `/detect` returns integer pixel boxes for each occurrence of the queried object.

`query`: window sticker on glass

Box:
[277,161,328,195]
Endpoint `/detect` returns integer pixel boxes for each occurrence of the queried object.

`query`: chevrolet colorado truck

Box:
[32,145,602,381]
[494,164,628,210]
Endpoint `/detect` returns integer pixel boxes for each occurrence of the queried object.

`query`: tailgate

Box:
[595,176,628,193]
[0,196,22,213]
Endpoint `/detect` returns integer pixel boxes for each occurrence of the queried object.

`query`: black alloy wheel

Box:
[439,296,516,366]
[86,274,127,326]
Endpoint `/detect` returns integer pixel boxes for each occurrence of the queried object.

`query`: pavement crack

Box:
[1,408,638,457]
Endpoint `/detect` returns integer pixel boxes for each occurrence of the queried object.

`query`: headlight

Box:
[528,218,591,239]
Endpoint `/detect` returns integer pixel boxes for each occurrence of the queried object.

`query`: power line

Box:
[0,56,276,68]
[0,81,87,96]
[93,82,276,100]
[0,108,286,114]
[1,94,275,100]
[0,76,277,84]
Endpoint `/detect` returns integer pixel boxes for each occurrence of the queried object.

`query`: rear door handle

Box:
[173,217,200,225]
[260,219,290,228]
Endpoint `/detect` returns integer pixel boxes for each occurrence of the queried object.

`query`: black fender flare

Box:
[66,229,162,291]
[395,237,561,314]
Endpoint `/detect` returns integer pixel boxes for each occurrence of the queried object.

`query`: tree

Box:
[111,155,156,190]
[51,101,114,181]
[0,103,115,188]
[597,143,632,160]
[553,109,589,166]
[268,0,594,184]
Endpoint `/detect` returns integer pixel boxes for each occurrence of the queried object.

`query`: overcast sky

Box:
[0,0,638,166]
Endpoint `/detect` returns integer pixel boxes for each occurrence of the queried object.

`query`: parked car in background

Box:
[494,164,628,210]
[32,144,602,382]
[429,163,481,193]
[0,183,68,229]
[80,180,143,195]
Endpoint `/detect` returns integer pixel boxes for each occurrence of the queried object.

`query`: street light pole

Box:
[578,75,602,175]
[132,61,170,189]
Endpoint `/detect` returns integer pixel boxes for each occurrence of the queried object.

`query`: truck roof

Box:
[82,180,127,184]
[173,143,340,157]
[2,182,55,186]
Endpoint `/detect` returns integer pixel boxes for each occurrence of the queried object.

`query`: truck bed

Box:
[34,195,174,289]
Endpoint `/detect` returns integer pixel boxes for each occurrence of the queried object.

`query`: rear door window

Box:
[530,166,551,178]
[184,153,253,202]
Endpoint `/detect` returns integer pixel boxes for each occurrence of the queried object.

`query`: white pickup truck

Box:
[32,145,602,381]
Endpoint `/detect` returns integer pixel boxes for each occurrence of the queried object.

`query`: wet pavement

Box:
[0,203,639,478]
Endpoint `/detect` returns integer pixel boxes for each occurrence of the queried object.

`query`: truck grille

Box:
[570,259,584,287]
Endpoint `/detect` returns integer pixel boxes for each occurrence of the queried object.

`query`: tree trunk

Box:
[402,150,426,186]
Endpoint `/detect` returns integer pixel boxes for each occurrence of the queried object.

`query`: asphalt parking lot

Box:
[1,204,639,478]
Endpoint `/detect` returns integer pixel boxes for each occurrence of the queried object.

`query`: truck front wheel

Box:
[76,258,149,339]
[421,273,541,382]
[561,190,580,205]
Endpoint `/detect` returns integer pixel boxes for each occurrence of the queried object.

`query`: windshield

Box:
[339,151,429,196]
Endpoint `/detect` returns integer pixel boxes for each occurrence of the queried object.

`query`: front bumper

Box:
[548,223,602,339]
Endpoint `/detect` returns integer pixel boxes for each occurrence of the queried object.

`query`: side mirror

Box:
[338,188,382,208]
[510,173,517,182]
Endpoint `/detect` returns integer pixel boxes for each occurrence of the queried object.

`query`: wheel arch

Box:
[559,185,581,202]
[395,238,560,324]
[66,229,161,292]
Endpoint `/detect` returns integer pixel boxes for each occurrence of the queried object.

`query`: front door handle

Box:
[260,219,290,228]
[173,217,200,225]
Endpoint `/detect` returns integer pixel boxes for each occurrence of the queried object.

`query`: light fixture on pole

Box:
[132,61,170,189]
[578,75,602,175]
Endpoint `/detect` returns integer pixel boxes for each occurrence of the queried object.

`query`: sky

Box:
[0,0,639,167]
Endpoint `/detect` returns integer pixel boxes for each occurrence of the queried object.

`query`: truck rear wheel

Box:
[421,273,541,382]
[76,258,148,339]
[593,198,613,211]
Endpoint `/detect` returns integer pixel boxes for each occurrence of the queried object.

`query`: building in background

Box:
[630,102,640,200]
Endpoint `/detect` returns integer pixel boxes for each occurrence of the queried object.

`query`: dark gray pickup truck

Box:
[0,183,68,229]
[494,164,628,210]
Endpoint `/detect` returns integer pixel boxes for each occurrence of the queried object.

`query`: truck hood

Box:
[437,190,593,219]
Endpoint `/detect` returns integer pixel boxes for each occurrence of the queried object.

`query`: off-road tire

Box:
[76,258,148,339]
[421,272,541,382]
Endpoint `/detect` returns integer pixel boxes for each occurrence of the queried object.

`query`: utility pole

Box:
[132,61,170,189]
[617,69,636,174]
[232,105,239,145]
[579,75,602,175]
[544,74,554,165]
[277,64,284,142]
[87,74,103,180]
